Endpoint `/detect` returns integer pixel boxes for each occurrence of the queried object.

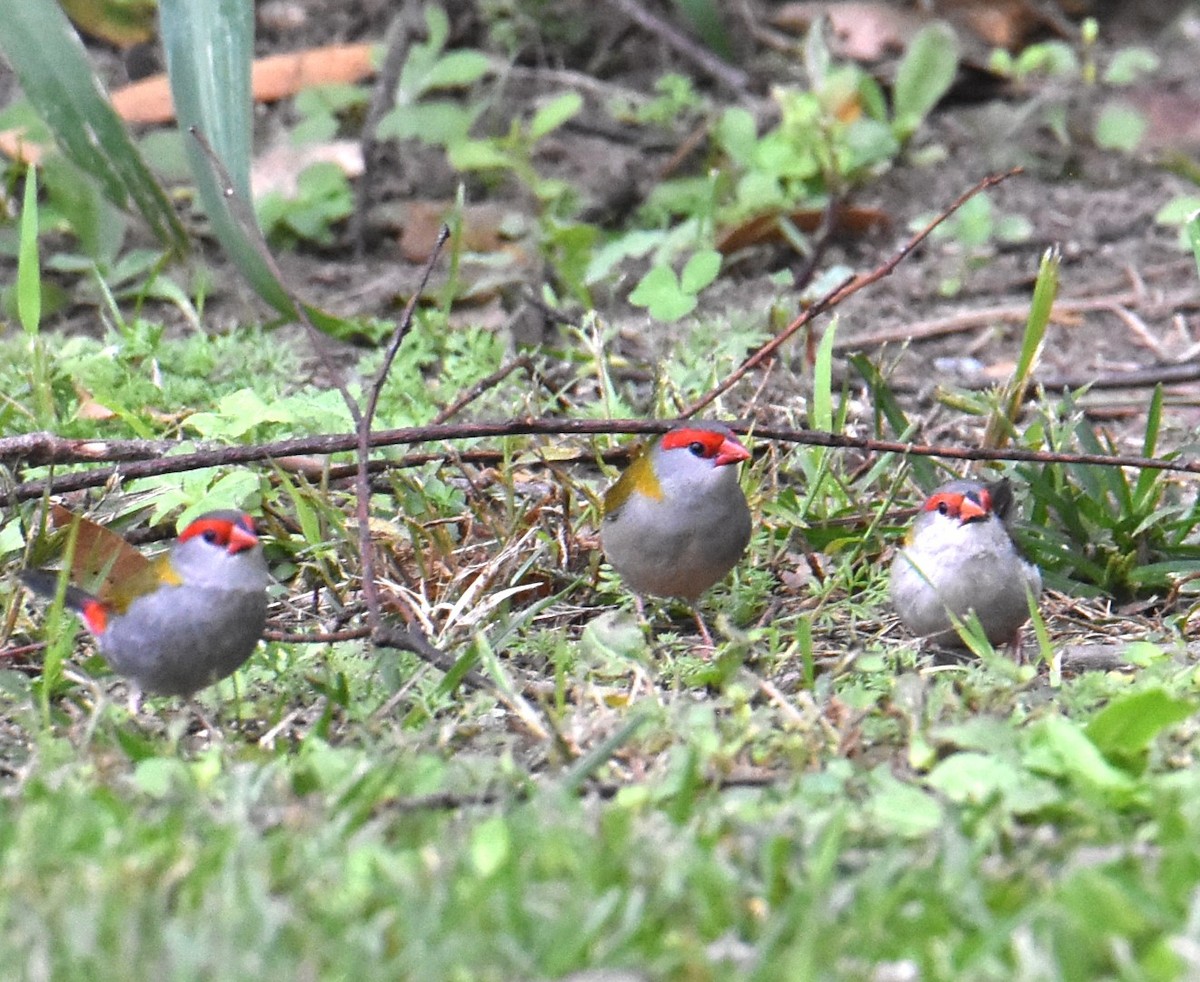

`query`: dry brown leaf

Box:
[716,205,890,254]
[1126,88,1200,151]
[937,0,1065,50]
[73,382,117,422]
[110,42,376,125]
[392,200,526,263]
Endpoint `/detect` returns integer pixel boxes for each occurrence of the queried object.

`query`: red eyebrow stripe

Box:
[660,429,729,456]
[923,492,960,513]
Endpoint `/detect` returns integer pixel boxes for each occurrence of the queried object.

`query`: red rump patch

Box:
[80,599,109,635]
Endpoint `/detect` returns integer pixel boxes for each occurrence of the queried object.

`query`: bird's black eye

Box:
[937,501,950,516]
[202,529,219,544]
[689,441,705,456]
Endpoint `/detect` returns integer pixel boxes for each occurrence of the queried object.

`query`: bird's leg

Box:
[633,593,648,623]
[692,608,716,651]
[187,700,221,743]
[1007,630,1027,665]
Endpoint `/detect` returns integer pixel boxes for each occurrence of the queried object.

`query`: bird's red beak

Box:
[958,494,989,524]
[227,522,260,554]
[715,436,751,467]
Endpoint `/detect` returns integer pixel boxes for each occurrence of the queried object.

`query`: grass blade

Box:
[983,245,1058,448]
[0,0,187,253]
[159,0,298,319]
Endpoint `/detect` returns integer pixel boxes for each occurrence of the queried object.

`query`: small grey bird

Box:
[600,422,752,643]
[890,478,1042,648]
[22,511,269,696]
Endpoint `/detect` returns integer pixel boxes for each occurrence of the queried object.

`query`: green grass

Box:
[2,312,1200,980]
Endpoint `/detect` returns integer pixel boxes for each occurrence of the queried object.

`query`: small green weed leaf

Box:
[811,318,837,431]
[994,213,1033,244]
[950,194,994,248]
[679,249,721,293]
[628,264,695,321]
[924,751,1025,805]
[866,770,942,838]
[1014,40,1078,79]
[450,138,513,171]
[893,23,959,139]
[715,107,758,165]
[845,117,900,170]
[1103,48,1160,86]
[133,757,189,798]
[529,91,583,142]
[586,229,663,284]
[1122,641,1170,667]
[185,388,296,439]
[0,521,24,556]
[469,815,511,877]
[1024,716,1134,792]
[423,49,491,91]
[581,610,649,663]
[1094,102,1146,152]
[257,162,354,247]
[379,99,480,146]
[1188,211,1200,282]
[179,472,263,527]
[1085,687,1196,770]
[1058,867,1153,940]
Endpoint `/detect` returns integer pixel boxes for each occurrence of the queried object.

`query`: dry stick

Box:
[354,261,494,687]
[431,355,534,425]
[603,0,751,96]
[189,129,466,681]
[350,9,422,257]
[836,289,1200,352]
[356,226,457,671]
[682,167,1024,417]
[14,418,1200,507]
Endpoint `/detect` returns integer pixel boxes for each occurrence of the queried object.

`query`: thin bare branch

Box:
[11,417,1200,506]
[682,167,1024,416]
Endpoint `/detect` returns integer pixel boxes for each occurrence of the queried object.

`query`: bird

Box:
[600,422,753,645]
[889,478,1042,649]
[21,510,270,697]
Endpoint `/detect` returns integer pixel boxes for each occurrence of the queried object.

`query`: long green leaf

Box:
[159,0,296,319]
[0,0,187,253]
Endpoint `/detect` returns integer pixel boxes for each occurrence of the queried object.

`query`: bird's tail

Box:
[20,569,97,614]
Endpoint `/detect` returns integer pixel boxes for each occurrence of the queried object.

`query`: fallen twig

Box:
[836,288,1200,352]
[683,167,1024,416]
[603,0,751,96]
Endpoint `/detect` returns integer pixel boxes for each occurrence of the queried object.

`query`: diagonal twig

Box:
[682,167,1024,417]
